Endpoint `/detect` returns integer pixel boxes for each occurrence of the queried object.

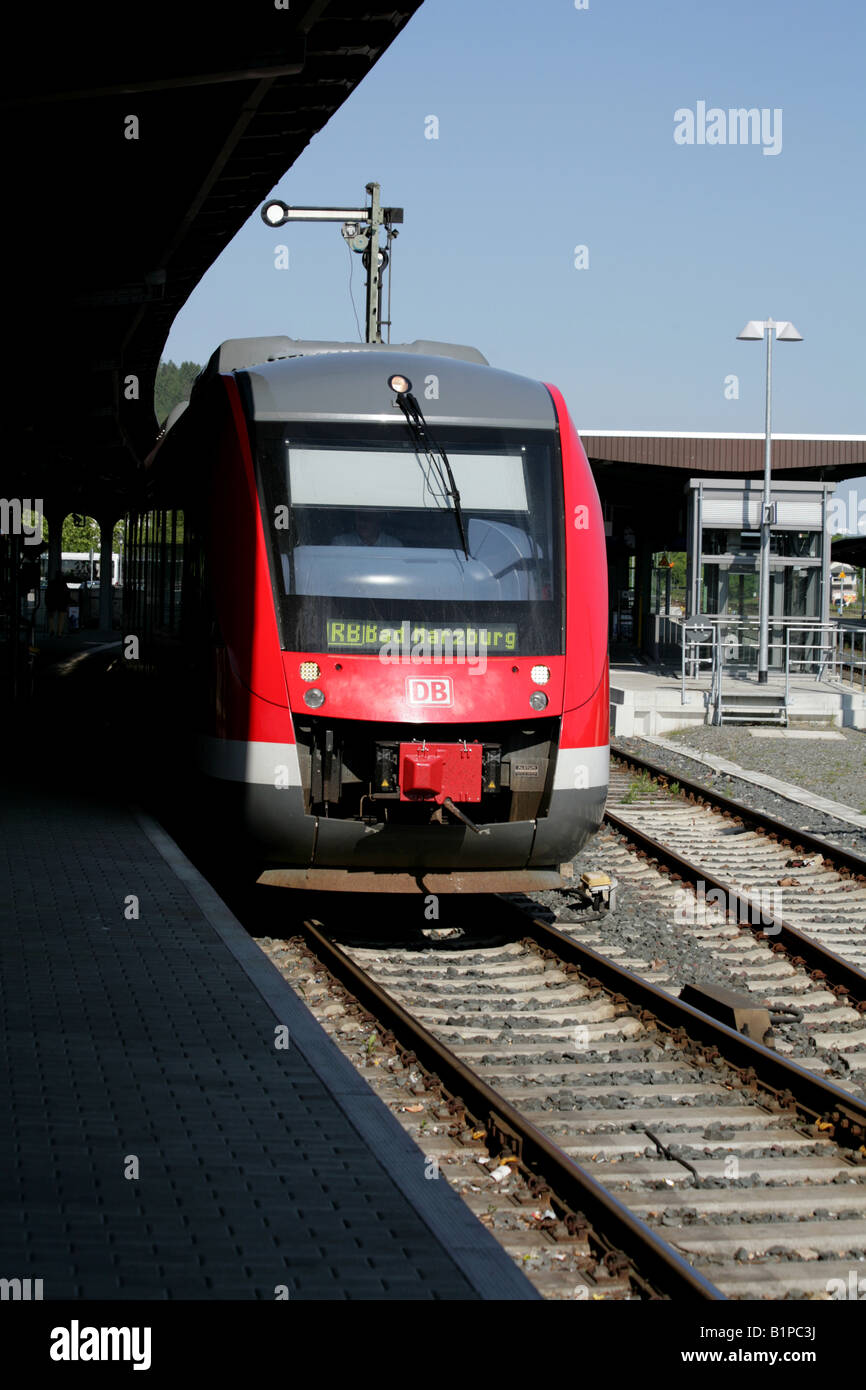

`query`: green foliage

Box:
[154,360,203,426]
[622,771,653,803]
[51,514,124,551]
[62,515,98,551]
[655,551,687,586]
[668,552,687,587]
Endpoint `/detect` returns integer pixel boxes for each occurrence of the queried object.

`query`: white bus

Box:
[43,552,121,588]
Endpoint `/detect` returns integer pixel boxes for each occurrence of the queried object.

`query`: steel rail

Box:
[602,806,866,1010]
[505,910,866,1149]
[299,917,725,1302]
[610,747,866,877]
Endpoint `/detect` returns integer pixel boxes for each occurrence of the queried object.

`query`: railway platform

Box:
[610,659,866,737]
[0,640,534,1300]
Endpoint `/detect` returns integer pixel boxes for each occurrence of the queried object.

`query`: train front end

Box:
[214,340,609,891]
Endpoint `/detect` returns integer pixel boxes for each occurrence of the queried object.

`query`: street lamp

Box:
[736,318,803,683]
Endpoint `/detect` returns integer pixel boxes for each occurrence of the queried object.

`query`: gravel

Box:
[612,729,866,857]
[530,827,866,1093]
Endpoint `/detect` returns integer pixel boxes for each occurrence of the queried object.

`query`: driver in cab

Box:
[332,510,402,547]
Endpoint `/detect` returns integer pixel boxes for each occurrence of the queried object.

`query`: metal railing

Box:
[681,623,715,703]
[783,623,841,707]
[678,616,866,709]
[828,625,866,692]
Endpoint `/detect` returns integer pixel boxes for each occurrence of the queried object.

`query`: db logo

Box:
[406,677,452,706]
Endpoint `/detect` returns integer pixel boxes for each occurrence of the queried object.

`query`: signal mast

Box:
[261,181,402,344]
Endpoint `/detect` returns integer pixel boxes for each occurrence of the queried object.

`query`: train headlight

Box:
[529,691,548,712]
[303,688,325,709]
[299,662,320,681]
[388,374,411,395]
[530,665,550,686]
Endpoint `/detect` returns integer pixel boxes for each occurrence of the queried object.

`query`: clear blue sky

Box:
[163,0,866,521]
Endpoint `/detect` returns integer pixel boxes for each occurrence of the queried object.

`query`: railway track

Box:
[542,828,866,1099]
[601,751,866,1018]
[610,745,866,880]
[259,906,866,1302]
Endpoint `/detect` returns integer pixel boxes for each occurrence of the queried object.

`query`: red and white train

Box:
[127,336,609,892]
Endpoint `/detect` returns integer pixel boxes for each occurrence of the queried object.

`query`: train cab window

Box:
[257,423,565,657]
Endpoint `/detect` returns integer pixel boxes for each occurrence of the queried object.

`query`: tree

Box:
[154,360,203,426]
[55,515,123,550]
[653,551,687,588]
[669,552,687,589]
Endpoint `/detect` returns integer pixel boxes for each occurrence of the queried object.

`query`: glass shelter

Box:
[685,479,835,672]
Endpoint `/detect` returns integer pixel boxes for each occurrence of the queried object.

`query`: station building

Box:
[581,430,866,732]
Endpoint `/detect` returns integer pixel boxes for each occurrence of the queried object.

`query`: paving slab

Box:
[0,779,535,1300]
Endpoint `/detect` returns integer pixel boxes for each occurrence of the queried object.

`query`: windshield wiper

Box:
[395,390,470,559]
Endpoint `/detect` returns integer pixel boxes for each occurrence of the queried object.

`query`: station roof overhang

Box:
[831,536,866,568]
[3,0,423,522]
[582,431,866,491]
[584,432,866,557]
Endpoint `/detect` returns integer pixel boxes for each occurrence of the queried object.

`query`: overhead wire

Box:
[346,241,363,342]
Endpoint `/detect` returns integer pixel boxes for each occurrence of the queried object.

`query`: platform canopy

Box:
[3,0,423,521]
[583,431,866,558]
[582,431,866,481]
[831,536,866,568]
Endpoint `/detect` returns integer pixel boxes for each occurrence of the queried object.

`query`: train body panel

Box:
[128,337,609,890]
[281,652,567,725]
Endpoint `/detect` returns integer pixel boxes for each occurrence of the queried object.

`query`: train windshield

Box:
[256,422,565,656]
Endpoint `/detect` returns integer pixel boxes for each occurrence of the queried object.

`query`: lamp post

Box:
[736,318,803,683]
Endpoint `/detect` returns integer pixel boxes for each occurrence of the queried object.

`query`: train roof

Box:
[204,336,556,431]
[207,336,489,372]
